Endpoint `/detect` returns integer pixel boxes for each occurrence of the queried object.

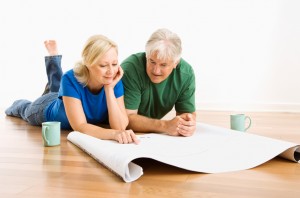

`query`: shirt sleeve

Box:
[175,69,196,113]
[59,72,81,99]
[114,80,125,98]
[122,63,142,110]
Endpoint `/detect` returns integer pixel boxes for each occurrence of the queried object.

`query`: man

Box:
[121,28,196,136]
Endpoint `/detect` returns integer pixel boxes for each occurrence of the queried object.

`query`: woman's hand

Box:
[113,129,140,144]
[104,66,123,89]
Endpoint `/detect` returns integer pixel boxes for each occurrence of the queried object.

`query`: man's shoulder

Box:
[121,52,147,80]
[176,58,195,76]
[121,52,146,66]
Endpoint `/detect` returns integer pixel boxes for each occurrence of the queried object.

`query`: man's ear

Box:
[173,60,179,68]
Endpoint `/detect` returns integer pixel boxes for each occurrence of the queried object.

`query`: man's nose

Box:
[152,66,160,74]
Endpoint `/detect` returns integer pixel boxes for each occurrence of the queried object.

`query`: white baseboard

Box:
[196,102,300,113]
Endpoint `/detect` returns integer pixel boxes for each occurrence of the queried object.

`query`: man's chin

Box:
[151,80,161,84]
[150,77,164,84]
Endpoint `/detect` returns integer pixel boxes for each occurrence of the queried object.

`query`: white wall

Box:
[1,0,300,112]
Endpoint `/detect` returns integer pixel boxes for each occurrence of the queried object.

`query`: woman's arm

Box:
[104,66,129,130]
[105,91,128,130]
[63,96,138,144]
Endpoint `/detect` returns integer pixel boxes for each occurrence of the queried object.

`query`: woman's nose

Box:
[107,66,113,74]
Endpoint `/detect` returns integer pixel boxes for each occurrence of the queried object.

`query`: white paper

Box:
[67,122,300,182]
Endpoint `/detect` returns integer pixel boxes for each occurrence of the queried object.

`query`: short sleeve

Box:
[175,69,196,113]
[114,80,125,98]
[122,64,142,110]
[59,71,81,99]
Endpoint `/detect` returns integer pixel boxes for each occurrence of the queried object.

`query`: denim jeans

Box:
[5,55,63,126]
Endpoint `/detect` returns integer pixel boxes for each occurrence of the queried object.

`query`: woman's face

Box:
[88,47,119,86]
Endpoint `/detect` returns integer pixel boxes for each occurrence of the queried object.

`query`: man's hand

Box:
[176,113,196,137]
[165,116,182,136]
[164,113,196,137]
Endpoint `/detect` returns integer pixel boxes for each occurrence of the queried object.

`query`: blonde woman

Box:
[6,35,138,144]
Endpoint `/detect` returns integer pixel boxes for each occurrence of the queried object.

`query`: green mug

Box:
[42,121,61,146]
[230,114,252,132]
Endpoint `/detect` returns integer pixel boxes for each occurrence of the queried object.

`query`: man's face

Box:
[146,53,177,84]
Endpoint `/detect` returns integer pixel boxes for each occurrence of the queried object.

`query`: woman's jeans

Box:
[5,55,63,126]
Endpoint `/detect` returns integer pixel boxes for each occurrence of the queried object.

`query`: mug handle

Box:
[42,126,50,145]
[245,116,252,131]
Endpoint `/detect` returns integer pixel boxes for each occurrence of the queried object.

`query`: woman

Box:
[5,35,139,144]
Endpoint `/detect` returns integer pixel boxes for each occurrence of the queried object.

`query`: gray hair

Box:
[145,28,182,63]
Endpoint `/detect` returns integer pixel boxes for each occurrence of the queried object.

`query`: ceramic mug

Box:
[42,121,61,146]
[230,114,252,132]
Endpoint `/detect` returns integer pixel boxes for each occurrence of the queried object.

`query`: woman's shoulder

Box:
[62,69,75,80]
[61,69,80,86]
[64,69,74,76]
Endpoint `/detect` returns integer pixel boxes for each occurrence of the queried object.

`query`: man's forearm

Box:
[127,114,167,133]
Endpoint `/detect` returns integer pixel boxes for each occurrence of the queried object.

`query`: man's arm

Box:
[126,109,196,136]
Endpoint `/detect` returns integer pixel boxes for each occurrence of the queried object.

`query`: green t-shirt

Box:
[121,52,195,119]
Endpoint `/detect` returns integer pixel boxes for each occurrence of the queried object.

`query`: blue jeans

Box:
[5,55,63,126]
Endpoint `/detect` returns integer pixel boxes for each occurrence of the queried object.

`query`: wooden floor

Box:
[1,110,300,198]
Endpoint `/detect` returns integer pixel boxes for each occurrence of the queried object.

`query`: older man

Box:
[121,28,196,136]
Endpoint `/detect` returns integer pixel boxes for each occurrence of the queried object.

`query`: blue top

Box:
[45,69,124,129]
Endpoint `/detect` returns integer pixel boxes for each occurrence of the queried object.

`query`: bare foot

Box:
[44,40,58,56]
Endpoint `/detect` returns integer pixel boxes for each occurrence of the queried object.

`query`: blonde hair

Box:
[74,35,118,86]
[145,28,182,64]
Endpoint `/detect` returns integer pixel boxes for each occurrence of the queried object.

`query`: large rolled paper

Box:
[67,123,300,182]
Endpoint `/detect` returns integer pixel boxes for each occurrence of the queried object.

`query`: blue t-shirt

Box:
[45,69,124,129]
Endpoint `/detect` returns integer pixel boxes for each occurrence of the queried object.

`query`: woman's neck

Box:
[87,81,104,94]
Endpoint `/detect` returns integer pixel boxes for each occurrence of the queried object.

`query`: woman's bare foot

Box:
[44,40,58,56]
